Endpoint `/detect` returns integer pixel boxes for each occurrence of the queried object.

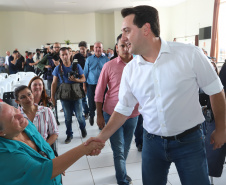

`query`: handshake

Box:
[83,137,105,156]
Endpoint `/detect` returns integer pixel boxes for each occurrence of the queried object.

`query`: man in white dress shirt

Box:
[86,5,226,185]
[5,51,10,74]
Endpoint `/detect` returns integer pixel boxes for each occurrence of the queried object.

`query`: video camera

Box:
[49,52,60,61]
[40,48,48,56]
[68,59,80,79]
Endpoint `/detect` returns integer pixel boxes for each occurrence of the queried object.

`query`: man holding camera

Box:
[37,42,61,75]
[51,47,87,144]
[73,41,92,120]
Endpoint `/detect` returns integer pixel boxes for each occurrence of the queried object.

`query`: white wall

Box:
[0,11,46,55]
[95,13,115,49]
[114,10,124,40]
[0,11,113,56]
[43,13,96,44]
[170,0,214,53]
[0,0,215,56]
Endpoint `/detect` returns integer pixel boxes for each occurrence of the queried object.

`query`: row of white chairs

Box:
[0,72,37,99]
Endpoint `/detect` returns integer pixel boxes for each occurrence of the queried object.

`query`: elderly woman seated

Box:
[14,85,58,145]
[0,102,104,184]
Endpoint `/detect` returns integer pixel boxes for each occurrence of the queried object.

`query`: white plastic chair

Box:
[18,80,30,86]
[0,80,11,96]
[17,72,26,80]
[0,73,8,79]
[25,72,36,76]
[0,86,4,99]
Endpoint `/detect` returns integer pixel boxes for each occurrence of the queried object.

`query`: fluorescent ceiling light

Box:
[55,2,77,4]
[54,11,70,13]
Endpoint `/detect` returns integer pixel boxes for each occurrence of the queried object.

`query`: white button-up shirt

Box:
[5,56,9,65]
[115,38,223,136]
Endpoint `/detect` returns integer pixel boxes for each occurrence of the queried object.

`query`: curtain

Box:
[210,0,220,59]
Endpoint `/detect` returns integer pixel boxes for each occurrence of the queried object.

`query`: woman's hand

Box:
[85,141,105,155]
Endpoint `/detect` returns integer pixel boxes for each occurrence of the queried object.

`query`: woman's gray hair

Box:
[0,102,5,131]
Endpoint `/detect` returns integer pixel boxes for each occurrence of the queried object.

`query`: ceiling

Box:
[0,0,187,14]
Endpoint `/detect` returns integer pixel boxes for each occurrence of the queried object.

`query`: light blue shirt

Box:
[84,54,109,85]
[0,121,61,185]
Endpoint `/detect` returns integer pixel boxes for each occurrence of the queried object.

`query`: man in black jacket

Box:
[73,41,91,119]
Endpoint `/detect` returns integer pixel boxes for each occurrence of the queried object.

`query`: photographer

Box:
[51,47,87,144]
[32,49,43,74]
[73,41,91,119]
[37,42,60,73]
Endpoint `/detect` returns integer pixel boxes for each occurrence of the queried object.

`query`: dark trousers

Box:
[134,114,143,146]
[47,78,59,122]
[202,120,226,177]
[87,84,96,118]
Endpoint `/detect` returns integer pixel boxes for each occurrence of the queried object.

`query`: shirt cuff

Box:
[94,96,104,103]
[202,78,223,95]
[114,101,134,116]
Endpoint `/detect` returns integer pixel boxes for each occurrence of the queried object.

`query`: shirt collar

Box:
[116,55,133,65]
[137,37,171,65]
[94,53,104,58]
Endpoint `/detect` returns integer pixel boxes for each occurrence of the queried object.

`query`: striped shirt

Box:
[20,104,59,140]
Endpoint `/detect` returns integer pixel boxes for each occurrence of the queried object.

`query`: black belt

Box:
[160,124,201,140]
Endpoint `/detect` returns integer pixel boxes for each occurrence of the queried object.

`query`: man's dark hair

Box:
[28,52,32,56]
[78,41,87,48]
[13,50,19,54]
[117,34,122,44]
[121,5,160,37]
[36,49,40,52]
[59,47,69,53]
[25,51,28,53]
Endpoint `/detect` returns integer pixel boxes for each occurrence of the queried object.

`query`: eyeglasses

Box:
[54,47,60,49]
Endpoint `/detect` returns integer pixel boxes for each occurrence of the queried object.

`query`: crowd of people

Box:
[0,5,226,185]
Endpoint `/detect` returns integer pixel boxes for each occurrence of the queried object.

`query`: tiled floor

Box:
[56,102,226,185]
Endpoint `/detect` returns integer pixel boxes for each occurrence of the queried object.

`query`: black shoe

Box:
[137,144,143,152]
[126,175,132,183]
[84,113,89,120]
[81,128,87,138]
[65,135,73,144]
[89,117,94,126]
[57,120,60,125]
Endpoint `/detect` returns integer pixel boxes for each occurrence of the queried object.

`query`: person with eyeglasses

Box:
[0,102,104,185]
[37,42,61,74]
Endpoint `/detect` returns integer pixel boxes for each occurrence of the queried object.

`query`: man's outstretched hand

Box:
[84,137,106,156]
